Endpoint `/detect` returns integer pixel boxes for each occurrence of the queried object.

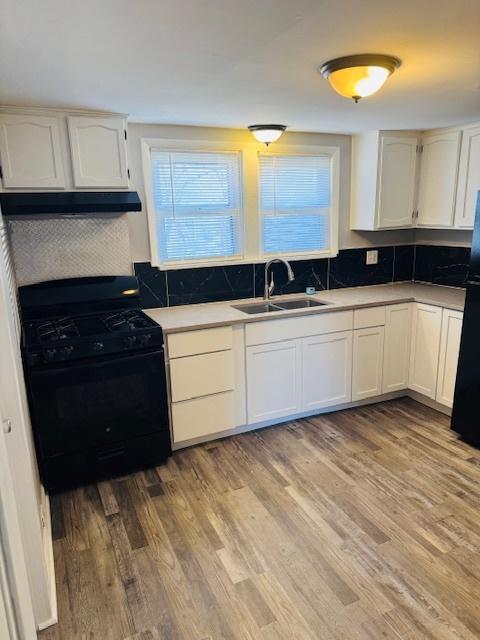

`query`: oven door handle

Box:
[29,348,164,376]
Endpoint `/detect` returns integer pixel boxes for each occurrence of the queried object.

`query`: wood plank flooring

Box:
[38,398,480,640]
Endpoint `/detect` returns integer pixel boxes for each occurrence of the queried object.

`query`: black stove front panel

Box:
[28,348,170,460]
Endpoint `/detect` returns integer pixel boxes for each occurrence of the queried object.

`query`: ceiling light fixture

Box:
[319,54,401,103]
[248,124,287,146]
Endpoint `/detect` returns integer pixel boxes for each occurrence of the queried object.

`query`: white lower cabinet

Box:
[382,303,412,393]
[246,340,302,424]
[302,331,353,410]
[171,392,236,442]
[168,325,244,443]
[352,326,384,401]
[169,350,234,402]
[436,308,463,407]
[167,302,464,447]
[408,303,443,398]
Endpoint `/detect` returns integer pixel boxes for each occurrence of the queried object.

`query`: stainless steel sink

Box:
[276,298,329,310]
[232,302,284,315]
[233,297,329,315]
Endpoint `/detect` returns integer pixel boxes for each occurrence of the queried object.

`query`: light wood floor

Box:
[38,398,480,640]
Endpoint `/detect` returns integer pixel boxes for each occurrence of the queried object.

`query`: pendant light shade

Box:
[248,124,286,146]
[319,54,401,102]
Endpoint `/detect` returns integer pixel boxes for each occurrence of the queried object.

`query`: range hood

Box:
[0,191,142,216]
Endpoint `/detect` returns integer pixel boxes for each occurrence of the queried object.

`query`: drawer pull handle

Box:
[98,447,124,461]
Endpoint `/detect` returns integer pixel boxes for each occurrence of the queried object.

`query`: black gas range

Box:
[20,276,171,493]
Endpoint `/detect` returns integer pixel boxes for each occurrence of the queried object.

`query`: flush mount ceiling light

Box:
[248,124,287,146]
[319,54,401,103]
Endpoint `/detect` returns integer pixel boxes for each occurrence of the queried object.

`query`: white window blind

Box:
[259,154,332,255]
[151,150,242,263]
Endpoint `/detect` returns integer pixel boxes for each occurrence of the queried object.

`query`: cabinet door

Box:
[409,303,442,398]
[67,116,128,188]
[377,135,418,228]
[0,114,65,189]
[416,131,461,227]
[302,330,352,410]
[246,340,301,424]
[383,303,412,393]
[454,126,480,229]
[352,326,384,401]
[436,309,463,407]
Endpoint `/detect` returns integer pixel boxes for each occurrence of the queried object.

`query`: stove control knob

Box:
[93,341,104,352]
[44,348,57,363]
[59,345,74,360]
[138,333,152,346]
[30,353,40,366]
[125,336,137,348]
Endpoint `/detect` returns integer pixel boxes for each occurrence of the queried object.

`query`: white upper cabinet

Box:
[454,125,480,229]
[0,114,65,189]
[416,130,462,227]
[350,131,419,230]
[377,135,419,229]
[68,116,129,188]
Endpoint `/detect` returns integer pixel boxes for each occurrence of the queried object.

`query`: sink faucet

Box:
[264,258,295,300]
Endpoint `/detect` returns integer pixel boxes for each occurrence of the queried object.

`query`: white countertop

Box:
[144,282,466,333]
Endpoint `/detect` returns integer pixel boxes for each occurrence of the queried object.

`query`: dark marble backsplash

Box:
[413,245,471,288]
[135,244,471,308]
[254,258,328,298]
[167,264,254,306]
[329,246,394,289]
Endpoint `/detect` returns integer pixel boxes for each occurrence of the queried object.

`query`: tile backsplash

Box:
[8,215,132,286]
[135,244,472,309]
[413,244,471,288]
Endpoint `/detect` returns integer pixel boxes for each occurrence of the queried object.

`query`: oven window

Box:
[56,373,148,427]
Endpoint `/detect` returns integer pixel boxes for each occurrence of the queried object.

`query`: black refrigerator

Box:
[451,191,480,444]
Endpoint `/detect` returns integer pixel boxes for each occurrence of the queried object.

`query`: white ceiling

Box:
[1,0,479,133]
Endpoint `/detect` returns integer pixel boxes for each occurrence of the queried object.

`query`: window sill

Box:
[155,251,338,271]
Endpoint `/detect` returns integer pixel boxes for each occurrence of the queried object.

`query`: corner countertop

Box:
[144,282,466,334]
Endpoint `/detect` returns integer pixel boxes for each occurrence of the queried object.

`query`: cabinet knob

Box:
[2,419,12,434]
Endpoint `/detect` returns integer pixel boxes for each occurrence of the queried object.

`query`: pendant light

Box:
[319,54,401,103]
[248,124,287,146]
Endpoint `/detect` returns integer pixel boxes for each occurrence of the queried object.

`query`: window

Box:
[259,154,332,256]
[150,150,242,264]
[144,140,339,268]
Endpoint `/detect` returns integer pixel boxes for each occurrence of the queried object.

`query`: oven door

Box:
[27,349,170,458]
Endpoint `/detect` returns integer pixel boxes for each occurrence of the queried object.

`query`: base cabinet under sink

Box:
[167,302,464,447]
[246,340,302,423]
[302,331,353,410]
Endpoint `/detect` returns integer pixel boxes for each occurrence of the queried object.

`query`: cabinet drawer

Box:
[245,311,353,346]
[170,350,234,402]
[168,326,233,358]
[354,306,386,329]
[172,392,236,443]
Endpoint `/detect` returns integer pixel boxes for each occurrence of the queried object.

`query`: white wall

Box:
[126,123,417,263]
[0,214,55,630]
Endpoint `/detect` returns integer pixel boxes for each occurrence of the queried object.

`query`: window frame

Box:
[257,146,339,261]
[142,138,339,270]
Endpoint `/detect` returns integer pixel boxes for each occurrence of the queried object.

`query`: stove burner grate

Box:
[36,317,80,343]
